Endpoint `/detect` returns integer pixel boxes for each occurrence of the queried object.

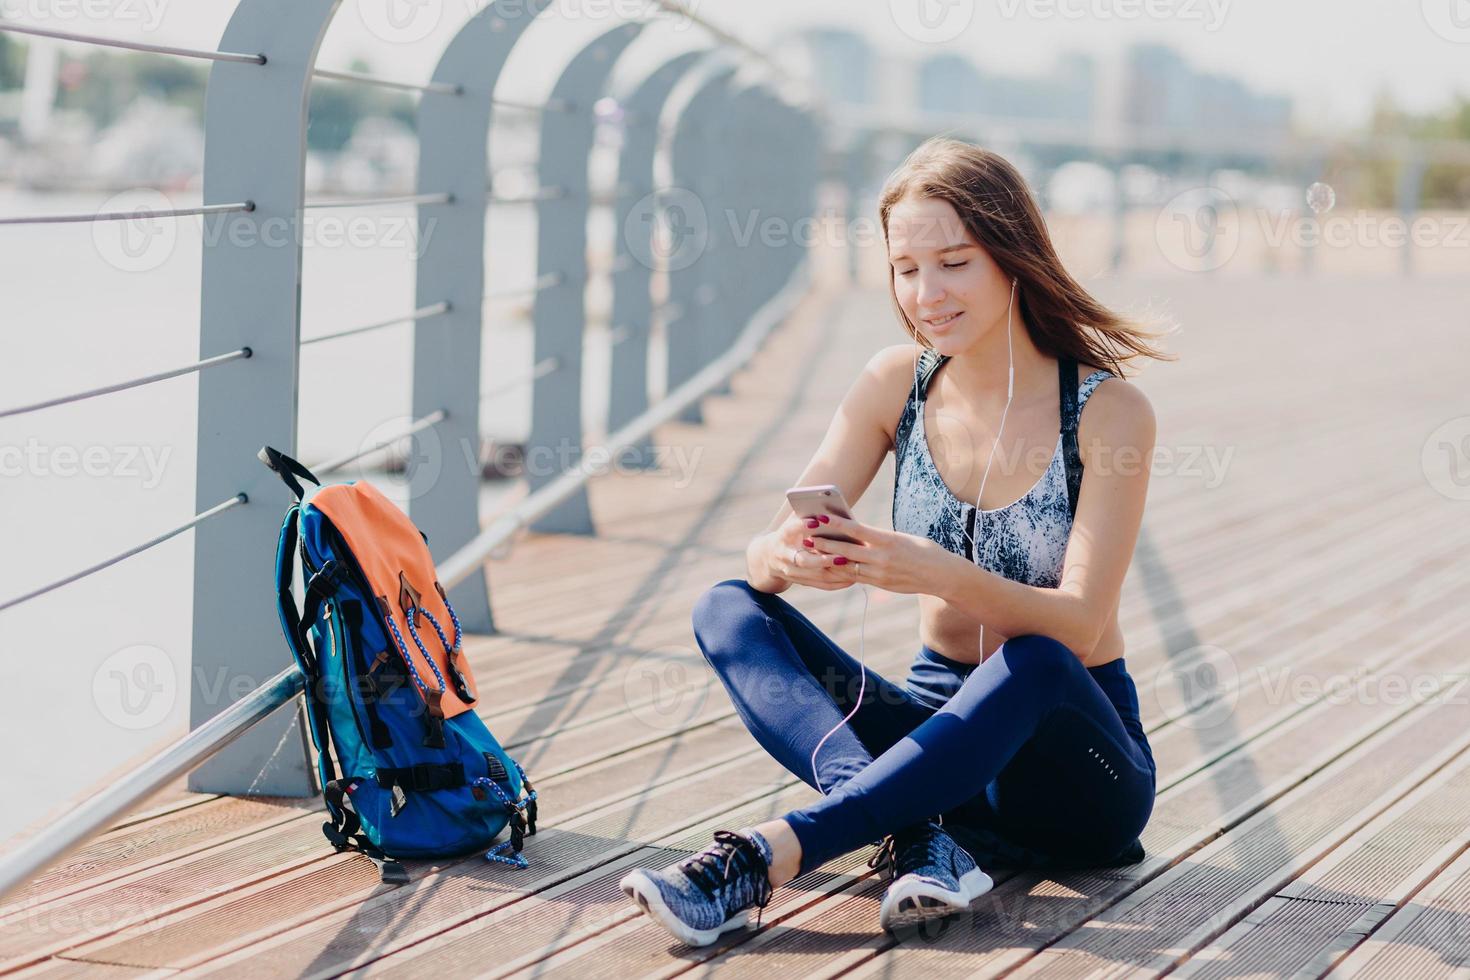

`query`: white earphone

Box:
[808,276,1019,795]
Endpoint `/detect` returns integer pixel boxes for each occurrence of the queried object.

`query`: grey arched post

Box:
[754,100,814,302]
[665,63,737,424]
[189,0,341,797]
[605,48,710,471]
[703,83,760,399]
[527,21,646,534]
[765,100,818,317]
[411,0,551,634]
[782,105,823,295]
[842,129,877,284]
[717,86,784,358]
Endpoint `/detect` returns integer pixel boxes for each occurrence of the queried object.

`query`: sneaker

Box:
[619,828,775,947]
[869,819,993,931]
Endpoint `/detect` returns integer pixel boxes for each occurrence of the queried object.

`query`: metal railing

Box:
[0,0,821,904]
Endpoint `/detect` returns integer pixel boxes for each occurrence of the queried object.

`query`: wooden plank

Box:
[349,790,881,980]
[997,705,1470,977]
[0,796,314,915]
[168,760,815,977]
[1326,847,1470,979]
[1170,758,1470,978]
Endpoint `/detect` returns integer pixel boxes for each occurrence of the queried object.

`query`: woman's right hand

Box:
[747,514,853,593]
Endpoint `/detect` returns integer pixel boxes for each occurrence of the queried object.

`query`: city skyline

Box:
[0,1,1464,135]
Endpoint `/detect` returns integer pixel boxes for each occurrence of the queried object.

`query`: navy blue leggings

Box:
[691,579,1157,879]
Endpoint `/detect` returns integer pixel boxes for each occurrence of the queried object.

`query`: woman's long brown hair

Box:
[878,136,1177,379]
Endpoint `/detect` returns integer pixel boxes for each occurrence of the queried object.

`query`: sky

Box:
[8,0,1470,133]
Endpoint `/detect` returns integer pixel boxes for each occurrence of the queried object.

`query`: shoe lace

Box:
[866,822,945,883]
[678,830,774,926]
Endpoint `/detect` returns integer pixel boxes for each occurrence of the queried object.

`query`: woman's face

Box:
[886,194,1011,355]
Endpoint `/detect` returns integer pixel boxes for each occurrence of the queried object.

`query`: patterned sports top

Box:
[892,350,1114,589]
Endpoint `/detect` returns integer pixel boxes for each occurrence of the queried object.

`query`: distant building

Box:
[1121,44,1291,141]
[795,27,875,107]
[917,52,1094,127]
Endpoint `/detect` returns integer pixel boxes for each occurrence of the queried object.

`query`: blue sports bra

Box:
[892,350,1113,589]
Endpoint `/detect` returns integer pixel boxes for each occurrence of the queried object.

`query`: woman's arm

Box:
[804,378,1157,660]
[745,345,917,594]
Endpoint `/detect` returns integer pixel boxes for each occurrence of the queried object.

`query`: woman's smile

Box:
[923,311,964,333]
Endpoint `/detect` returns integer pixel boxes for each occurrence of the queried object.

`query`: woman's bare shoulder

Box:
[860,344,925,448]
[1075,362,1156,456]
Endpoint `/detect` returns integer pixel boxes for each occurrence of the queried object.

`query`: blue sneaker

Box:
[619,828,775,947]
[869,820,993,931]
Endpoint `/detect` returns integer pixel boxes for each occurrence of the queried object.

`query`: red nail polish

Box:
[833,556,848,565]
[818,515,830,524]
[803,538,814,548]
[807,519,819,528]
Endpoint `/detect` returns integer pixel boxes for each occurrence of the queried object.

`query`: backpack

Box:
[261,446,537,884]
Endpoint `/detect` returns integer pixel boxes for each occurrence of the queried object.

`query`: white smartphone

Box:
[784,484,862,544]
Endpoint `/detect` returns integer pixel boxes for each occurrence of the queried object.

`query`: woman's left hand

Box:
[803,515,950,596]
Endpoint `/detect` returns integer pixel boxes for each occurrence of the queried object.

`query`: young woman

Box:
[619,136,1175,946]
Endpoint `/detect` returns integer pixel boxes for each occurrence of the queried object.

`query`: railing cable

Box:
[301,192,453,211]
[480,357,561,401]
[0,494,248,614]
[311,67,462,96]
[483,272,562,301]
[315,410,448,475]
[0,201,254,227]
[0,19,266,64]
[301,302,451,347]
[0,348,252,419]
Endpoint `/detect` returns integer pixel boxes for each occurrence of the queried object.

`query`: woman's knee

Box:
[999,633,1083,680]
[691,579,771,659]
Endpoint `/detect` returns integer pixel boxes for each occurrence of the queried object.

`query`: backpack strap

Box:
[276,511,396,877]
[322,779,410,885]
[1058,358,1083,522]
[259,445,321,501]
[274,509,338,793]
[375,762,466,793]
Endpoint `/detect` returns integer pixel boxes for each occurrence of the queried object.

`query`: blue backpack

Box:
[262,446,537,884]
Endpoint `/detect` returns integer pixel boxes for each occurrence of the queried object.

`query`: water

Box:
[0,187,620,847]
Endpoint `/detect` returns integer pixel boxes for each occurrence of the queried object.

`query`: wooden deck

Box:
[4,268,1469,978]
